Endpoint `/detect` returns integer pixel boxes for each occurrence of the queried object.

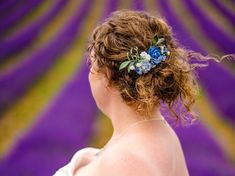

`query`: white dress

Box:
[53,147,101,176]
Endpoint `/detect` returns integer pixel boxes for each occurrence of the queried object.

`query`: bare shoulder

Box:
[97,148,157,176]
[95,124,189,176]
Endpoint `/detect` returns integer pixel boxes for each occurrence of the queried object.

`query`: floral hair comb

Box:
[119,35,170,75]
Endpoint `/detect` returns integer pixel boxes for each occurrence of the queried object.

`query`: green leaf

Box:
[127,62,135,73]
[152,38,157,45]
[119,60,131,70]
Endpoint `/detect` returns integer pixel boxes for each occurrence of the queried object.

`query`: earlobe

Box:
[104,77,110,91]
[104,67,111,80]
[105,83,109,90]
[103,67,111,90]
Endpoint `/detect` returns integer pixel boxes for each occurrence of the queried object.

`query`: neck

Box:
[105,89,165,142]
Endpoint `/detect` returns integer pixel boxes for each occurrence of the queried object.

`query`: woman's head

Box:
[87,10,199,124]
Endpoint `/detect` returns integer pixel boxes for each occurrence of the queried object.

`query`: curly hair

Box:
[86,9,224,125]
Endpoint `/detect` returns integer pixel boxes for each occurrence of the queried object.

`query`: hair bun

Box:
[87,10,200,124]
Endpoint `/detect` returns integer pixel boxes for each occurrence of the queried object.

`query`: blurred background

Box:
[0,0,234,175]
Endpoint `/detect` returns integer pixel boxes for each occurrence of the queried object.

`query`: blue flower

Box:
[150,57,161,65]
[141,61,152,73]
[147,46,168,65]
[158,55,166,61]
[135,67,143,75]
[147,46,161,59]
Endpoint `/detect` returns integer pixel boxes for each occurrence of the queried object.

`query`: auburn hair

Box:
[86,9,223,126]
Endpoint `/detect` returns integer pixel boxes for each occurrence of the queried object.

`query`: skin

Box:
[73,52,189,176]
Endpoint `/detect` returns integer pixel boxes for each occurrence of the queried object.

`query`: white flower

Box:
[140,51,147,58]
[140,51,151,61]
[160,46,165,54]
[130,65,135,70]
[146,57,151,61]
[136,62,142,67]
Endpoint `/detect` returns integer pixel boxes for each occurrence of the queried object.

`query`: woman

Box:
[54,9,216,176]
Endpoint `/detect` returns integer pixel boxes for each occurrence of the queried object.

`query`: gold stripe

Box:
[0,0,104,158]
[170,0,222,55]
[4,1,54,37]
[218,0,235,16]
[193,0,235,37]
[196,92,235,161]
[0,0,82,71]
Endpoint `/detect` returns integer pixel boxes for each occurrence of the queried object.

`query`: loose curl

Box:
[86,9,229,125]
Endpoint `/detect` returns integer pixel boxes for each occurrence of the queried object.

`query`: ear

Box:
[103,67,112,90]
[103,68,120,95]
[104,67,111,81]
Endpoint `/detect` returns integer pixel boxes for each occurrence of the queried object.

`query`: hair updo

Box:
[86,9,211,124]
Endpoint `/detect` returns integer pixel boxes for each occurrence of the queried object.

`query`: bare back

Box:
[74,121,189,176]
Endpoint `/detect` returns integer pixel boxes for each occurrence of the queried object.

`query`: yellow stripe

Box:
[167,0,222,55]
[145,0,160,14]
[219,0,235,16]
[118,0,131,9]
[4,1,54,38]
[193,0,235,38]
[0,0,105,158]
[168,0,235,74]
[0,0,82,71]
[196,92,235,161]
[88,112,113,148]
